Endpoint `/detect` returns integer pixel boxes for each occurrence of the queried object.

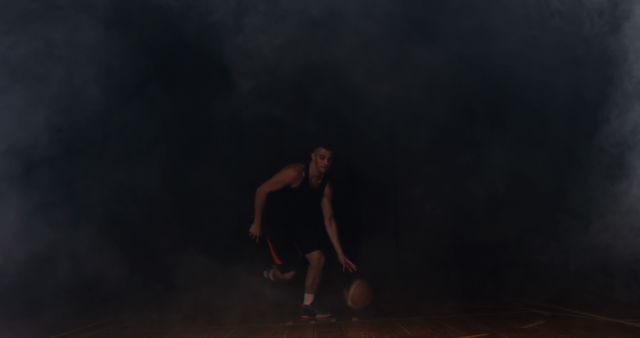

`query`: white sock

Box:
[303,293,315,306]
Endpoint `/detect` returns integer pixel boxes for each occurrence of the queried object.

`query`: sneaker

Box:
[300,304,332,320]
[263,267,276,281]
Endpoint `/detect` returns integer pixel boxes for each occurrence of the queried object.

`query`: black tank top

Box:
[265,165,328,228]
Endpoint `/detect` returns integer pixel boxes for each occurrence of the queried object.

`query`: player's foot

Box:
[263,267,276,281]
[299,304,332,321]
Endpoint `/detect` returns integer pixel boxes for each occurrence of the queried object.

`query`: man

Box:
[249,144,357,320]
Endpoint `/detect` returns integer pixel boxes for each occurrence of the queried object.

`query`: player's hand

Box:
[248,222,262,243]
[338,254,357,273]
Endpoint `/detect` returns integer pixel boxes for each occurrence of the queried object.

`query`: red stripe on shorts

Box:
[266,239,283,265]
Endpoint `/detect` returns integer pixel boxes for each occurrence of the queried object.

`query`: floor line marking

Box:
[520,320,546,329]
[395,321,413,336]
[50,318,114,338]
[519,300,640,328]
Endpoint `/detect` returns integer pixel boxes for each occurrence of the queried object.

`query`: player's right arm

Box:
[249,164,303,242]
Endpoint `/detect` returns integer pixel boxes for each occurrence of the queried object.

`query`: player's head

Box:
[310,143,334,174]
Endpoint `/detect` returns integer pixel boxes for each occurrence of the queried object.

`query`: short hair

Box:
[311,142,335,153]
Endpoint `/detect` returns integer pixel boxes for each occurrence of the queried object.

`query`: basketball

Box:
[344,278,372,310]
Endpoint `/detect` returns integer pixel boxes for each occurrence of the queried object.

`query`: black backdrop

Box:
[1,0,639,322]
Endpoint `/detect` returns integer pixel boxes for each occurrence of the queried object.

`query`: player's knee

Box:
[307,251,325,267]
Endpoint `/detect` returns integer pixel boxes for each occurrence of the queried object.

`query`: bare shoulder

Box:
[282,163,304,175]
[260,163,304,191]
[280,163,305,181]
[283,163,304,171]
[323,181,333,196]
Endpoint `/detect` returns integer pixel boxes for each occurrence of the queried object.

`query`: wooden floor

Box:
[53,305,640,337]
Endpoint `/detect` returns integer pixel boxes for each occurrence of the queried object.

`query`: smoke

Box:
[597,1,640,254]
[583,0,640,303]
[3,1,640,332]
[0,3,133,324]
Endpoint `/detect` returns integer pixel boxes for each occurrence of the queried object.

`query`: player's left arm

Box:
[322,183,357,272]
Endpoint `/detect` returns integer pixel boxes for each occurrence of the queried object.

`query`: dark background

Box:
[2,0,640,330]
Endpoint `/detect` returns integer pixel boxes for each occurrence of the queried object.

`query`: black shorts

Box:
[265,221,328,273]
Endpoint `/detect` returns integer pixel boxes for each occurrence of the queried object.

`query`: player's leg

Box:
[265,266,295,281]
[290,222,332,320]
[303,250,325,300]
[264,227,298,281]
[299,249,332,319]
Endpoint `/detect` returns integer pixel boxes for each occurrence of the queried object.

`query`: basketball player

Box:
[249,144,357,320]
